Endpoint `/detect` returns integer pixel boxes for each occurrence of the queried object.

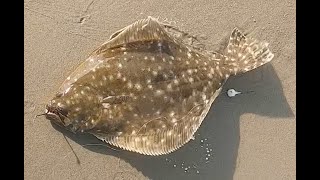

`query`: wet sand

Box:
[24,0,296,179]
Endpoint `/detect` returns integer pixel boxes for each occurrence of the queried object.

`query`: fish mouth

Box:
[42,104,79,133]
[45,110,60,122]
[44,103,70,127]
[45,110,79,133]
[45,110,67,127]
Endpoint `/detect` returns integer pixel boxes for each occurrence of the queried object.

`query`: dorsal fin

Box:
[59,17,172,94]
[93,16,172,54]
[58,56,103,94]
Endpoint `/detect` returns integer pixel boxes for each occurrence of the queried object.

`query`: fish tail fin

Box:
[222,28,274,75]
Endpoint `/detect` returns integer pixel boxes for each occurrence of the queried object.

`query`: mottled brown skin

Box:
[48,40,222,132]
[45,17,274,155]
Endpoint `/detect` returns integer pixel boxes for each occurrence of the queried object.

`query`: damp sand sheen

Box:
[42,17,274,156]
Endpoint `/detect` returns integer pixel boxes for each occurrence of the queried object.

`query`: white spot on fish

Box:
[152,71,158,76]
[116,72,122,79]
[155,89,164,96]
[127,81,133,89]
[135,83,142,91]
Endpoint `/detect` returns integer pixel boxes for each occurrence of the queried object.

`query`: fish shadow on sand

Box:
[52,63,294,180]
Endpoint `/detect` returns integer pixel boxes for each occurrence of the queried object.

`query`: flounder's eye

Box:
[54,102,68,117]
[57,106,68,117]
[55,92,63,98]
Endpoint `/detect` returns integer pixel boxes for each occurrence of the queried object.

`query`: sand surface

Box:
[24,0,296,179]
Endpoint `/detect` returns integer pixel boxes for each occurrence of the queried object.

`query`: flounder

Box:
[44,17,274,155]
